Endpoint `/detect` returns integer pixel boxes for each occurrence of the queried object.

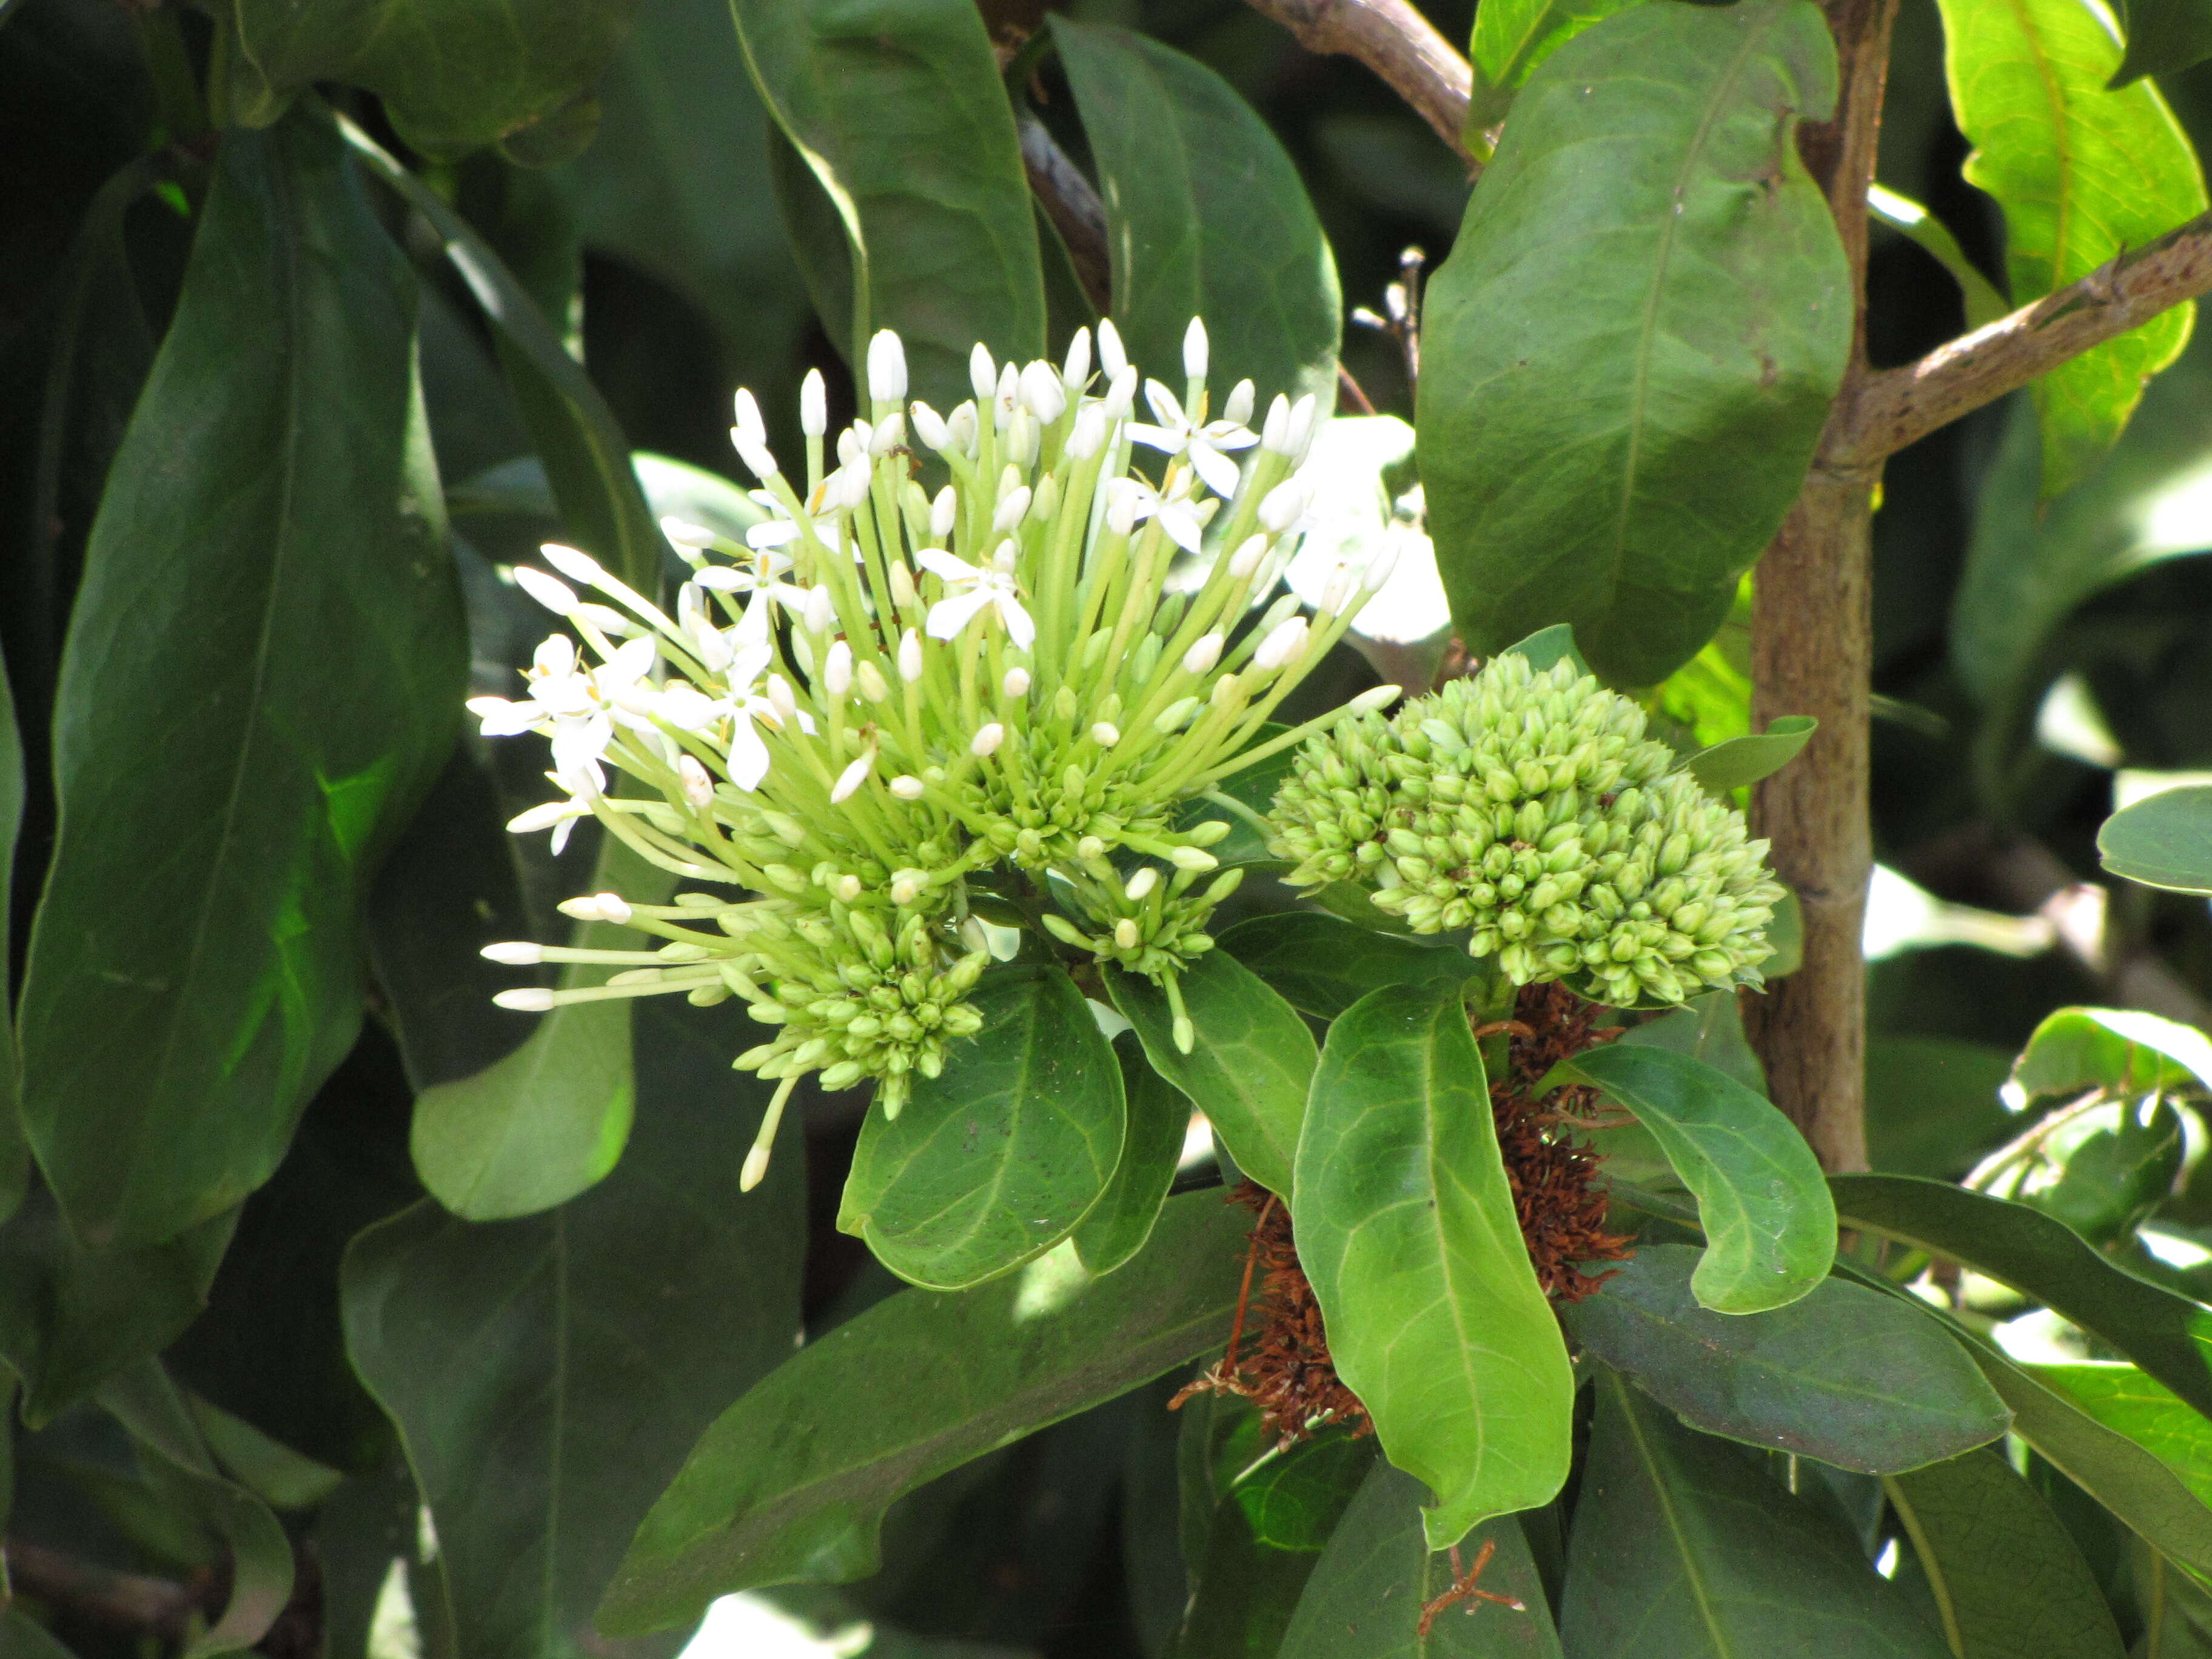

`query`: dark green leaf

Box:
[1418,0,1851,686]
[1178,1433,1376,1659]
[339,115,668,595]
[1558,1369,1950,1658]
[1934,0,2206,496]
[2026,1362,2212,1507]
[1829,1175,2212,1421]
[596,1193,1253,1635]
[1218,912,1483,1021]
[1556,1044,1836,1312]
[1966,1343,2212,1578]
[98,1362,295,1658]
[1278,1460,1561,1658]
[1617,990,1766,1095]
[1563,1245,2009,1472]
[2101,786,2212,895]
[1885,1447,2126,1659]
[2014,1005,2212,1101]
[186,1392,344,1511]
[1107,953,1315,1197]
[213,0,642,161]
[2029,1095,2185,1247]
[1683,716,1817,793]
[732,0,1044,410]
[16,114,463,1248]
[1866,1037,2014,1179]
[1051,19,1341,412]
[1176,724,1295,873]
[1466,0,1643,149]
[1296,983,1574,1549]
[344,997,806,1659]
[0,632,27,1230]
[0,1612,76,1657]
[2113,0,2212,82]
[842,967,1124,1290]
[1073,1037,1188,1277]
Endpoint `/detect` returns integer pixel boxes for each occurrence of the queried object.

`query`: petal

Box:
[1124,424,1179,454]
[1143,379,1186,429]
[927,588,996,640]
[915,547,981,583]
[692,566,759,591]
[746,519,802,549]
[726,714,772,791]
[995,594,1037,652]
[1203,422,1260,451]
[1188,441,1244,500]
[606,635,659,683]
[1161,507,1204,554]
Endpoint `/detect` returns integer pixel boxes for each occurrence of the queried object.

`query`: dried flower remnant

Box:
[468,318,1395,1187]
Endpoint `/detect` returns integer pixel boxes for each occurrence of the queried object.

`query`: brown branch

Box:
[1843,208,2212,462]
[5,1538,206,1640]
[1239,0,1475,163]
[1016,114,1113,316]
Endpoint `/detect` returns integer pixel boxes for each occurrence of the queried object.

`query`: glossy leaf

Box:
[2014,1004,2212,1102]
[2100,786,2212,894]
[1072,1036,1188,1277]
[340,115,668,595]
[2027,1362,2212,1507]
[344,998,805,1659]
[1885,1447,2126,1659]
[1295,982,1574,1550]
[16,114,463,1248]
[1830,1175,2212,1420]
[1559,1369,1951,1658]
[1617,989,1766,1094]
[1556,1043,1835,1312]
[1278,1459,1561,1658]
[1934,0,2207,497]
[1466,0,1643,149]
[842,967,1124,1290]
[732,0,1044,410]
[1683,716,1817,793]
[1219,912,1484,1021]
[2113,0,2212,82]
[597,1193,1253,1635]
[1052,18,1341,412]
[1418,0,1851,686]
[212,0,641,161]
[99,1361,295,1658]
[1107,953,1315,1197]
[1564,1245,2009,1472]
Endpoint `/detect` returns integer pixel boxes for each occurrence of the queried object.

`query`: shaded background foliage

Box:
[7,0,2212,1654]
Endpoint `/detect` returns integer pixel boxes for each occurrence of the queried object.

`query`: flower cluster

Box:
[1267,653,1782,1006]
[470,319,1392,1184]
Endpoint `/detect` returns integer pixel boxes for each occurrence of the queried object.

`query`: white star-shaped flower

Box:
[1107,476,1212,555]
[1127,380,1257,498]
[917,544,1036,650]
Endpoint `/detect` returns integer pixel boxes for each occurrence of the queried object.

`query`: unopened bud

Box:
[1019,360,1067,424]
[768,674,799,723]
[1103,364,1138,421]
[1223,379,1255,427]
[1182,315,1209,385]
[1285,394,1319,461]
[1002,666,1031,699]
[1182,633,1225,675]
[539,543,605,588]
[856,661,890,703]
[495,988,558,1013]
[1126,868,1159,902]
[1254,615,1310,672]
[867,329,908,404]
[899,629,924,682]
[734,431,779,480]
[800,369,827,437]
[660,517,719,549]
[971,723,1006,757]
[890,774,926,800]
[1091,722,1121,747]
[889,561,919,609]
[678,754,714,806]
[1067,402,1107,460]
[1259,478,1310,534]
[970,343,997,403]
[1063,327,1092,391]
[1098,318,1128,380]
[1261,394,1291,454]
[993,486,1032,534]
[830,750,876,803]
[911,401,948,449]
[929,487,957,542]
[1228,534,1269,580]
[868,413,904,457]
[482,941,545,965]
[732,388,766,446]
[512,566,578,615]
[1114,919,1143,951]
[824,640,853,697]
[804,586,836,635]
[1169,845,1219,872]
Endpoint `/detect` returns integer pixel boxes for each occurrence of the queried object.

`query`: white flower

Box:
[867,330,908,404]
[917,545,1036,650]
[1127,379,1257,498]
[1108,476,1209,555]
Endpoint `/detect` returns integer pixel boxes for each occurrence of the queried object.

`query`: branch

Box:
[5,1538,205,1640]
[1017,114,1112,315]
[1239,0,1475,163]
[1844,208,2212,461]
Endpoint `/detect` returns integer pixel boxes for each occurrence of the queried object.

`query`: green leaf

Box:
[2113,0,2212,82]
[1683,716,1817,793]
[595,1193,1254,1635]
[1073,1036,1188,1277]
[841,967,1124,1291]
[1559,1369,1951,1658]
[1934,0,2207,497]
[1829,1175,2212,1421]
[0,1612,76,1658]
[1466,0,1644,149]
[1966,1343,2212,1578]
[1278,1459,1561,1658]
[732,0,1044,411]
[1617,988,1767,1095]
[2101,786,2212,894]
[1175,723,1295,873]
[1295,982,1574,1550]
[1885,1447,2127,1659]
[1563,1245,2009,1472]
[1418,0,1851,686]
[2029,1096,2185,1248]
[1866,1037,2014,1179]
[98,1361,295,1658]
[1555,1044,1836,1312]
[186,1392,344,1511]
[0,632,28,1230]
[16,113,463,1248]
[1218,912,1483,1022]
[338,114,668,595]
[2014,1005,2212,1102]
[212,0,642,161]
[1866,184,2011,329]
[343,997,806,1659]
[1106,953,1315,1197]
[404,835,669,1221]
[1051,18,1341,413]
[2026,1362,2212,1508]
[1499,622,1591,677]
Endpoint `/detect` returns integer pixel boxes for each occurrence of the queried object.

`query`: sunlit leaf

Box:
[2100,785,2212,894]
[2027,1361,2212,1508]
[1466,0,1643,150]
[1683,716,1817,793]
[1218,911,1483,1022]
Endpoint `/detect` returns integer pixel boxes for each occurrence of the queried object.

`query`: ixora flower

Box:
[1268,652,1784,1007]
[470,319,1394,1187]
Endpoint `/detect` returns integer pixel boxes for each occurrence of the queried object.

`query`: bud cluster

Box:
[1268,654,1782,1007]
[468,319,1393,1183]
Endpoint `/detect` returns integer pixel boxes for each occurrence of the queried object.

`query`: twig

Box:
[1843,209,2212,461]
[1017,114,1113,315]
[1238,0,1475,164]
[5,1538,206,1640]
